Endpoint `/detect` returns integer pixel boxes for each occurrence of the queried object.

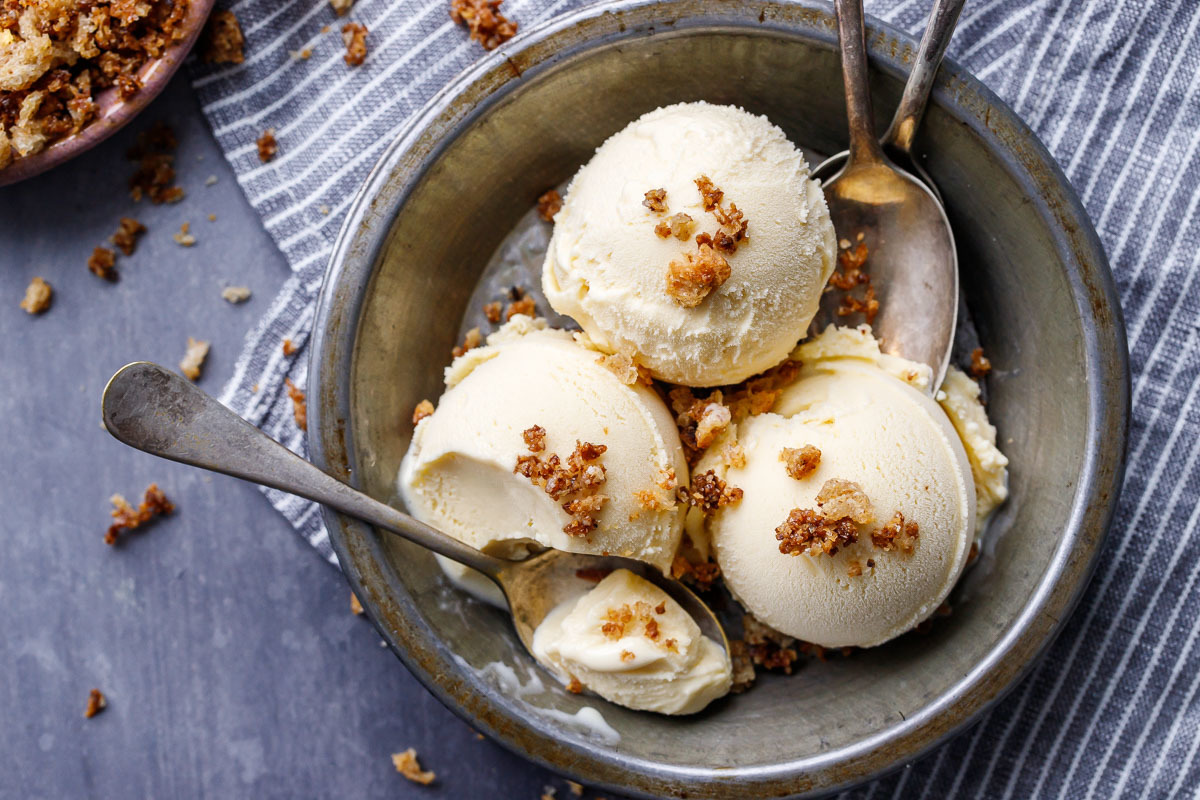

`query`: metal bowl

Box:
[0,0,216,187]
[307,1,1129,796]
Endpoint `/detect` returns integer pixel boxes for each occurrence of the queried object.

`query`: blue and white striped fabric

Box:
[191,0,1200,795]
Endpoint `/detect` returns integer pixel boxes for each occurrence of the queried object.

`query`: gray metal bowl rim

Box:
[307,1,1130,796]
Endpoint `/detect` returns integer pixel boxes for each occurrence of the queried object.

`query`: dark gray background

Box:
[0,77,633,799]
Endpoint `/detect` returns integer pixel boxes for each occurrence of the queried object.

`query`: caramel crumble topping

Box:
[630,489,669,517]
[350,592,364,615]
[722,440,747,469]
[128,122,183,204]
[665,243,730,307]
[671,555,721,592]
[172,222,196,247]
[678,469,743,514]
[202,10,245,64]
[341,23,368,66]
[642,188,668,213]
[566,676,584,694]
[514,430,608,537]
[329,0,354,17]
[601,601,661,642]
[391,748,435,785]
[84,688,107,719]
[967,541,980,565]
[111,217,146,256]
[815,478,874,524]
[654,212,694,241]
[483,300,502,323]
[712,203,748,254]
[780,445,821,480]
[88,247,117,281]
[412,399,434,426]
[694,175,723,211]
[256,128,278,163]
[970,347,992,378]
[450,0,517,51]
[872,511,919,554]
[741,614,798,675]
[282,338,298,356]
[831,240,878,325]
[536,189,562,222]
[451,326,482,358]
[620,650,636,662]
[504,287,536,320]
[285,378,307,431]
[596,352,651,386]
[179,337,209,381]
[775,508,857,557]
[105,483,173,546]
[20,277,52,314]
[693,401,731,449]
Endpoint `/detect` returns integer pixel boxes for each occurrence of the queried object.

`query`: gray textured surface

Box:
[0,76,599,799]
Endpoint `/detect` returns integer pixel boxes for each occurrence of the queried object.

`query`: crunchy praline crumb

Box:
[665,243,730,308]
[449,0,517,50]
[678,469,743,514]
[412,399,434,426]
[775,508,857,557]
[350,592,364,615]
[87,247,117,281]
[84,689,107,718]
[173,222,196,247]
[504,289,536,320]
[391,748,435,785]
[256,129,278,163]
[329,0,354,16]
[815,478,874,524]
[105,483,174,545]
[19,277,52,314]
[282,338,298,356]
[642,188,668,213]
[221,286,252,304]
[514,430,608,536]
[111,217,146,256]
[451,327,482,358]
[341,23,368,66]
[483,301,502,323]
[655,212,694,241]
[970,347,992,378]
[536,189,562,222]
[694,175,723,211]
[780,444,821,480]
[202,10,245,64]
[179,337,209,381]
[872,510,919,554]
[670,555,721,591]
[285,378,307,431]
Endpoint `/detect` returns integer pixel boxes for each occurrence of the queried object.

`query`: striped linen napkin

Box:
[191,0,1200,796]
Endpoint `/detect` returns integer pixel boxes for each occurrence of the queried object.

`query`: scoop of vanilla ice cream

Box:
[543,101,836,387]
[399,318,687,574]
[937,366,1010,527]
[699,353,976,648]
[532,569,732,715]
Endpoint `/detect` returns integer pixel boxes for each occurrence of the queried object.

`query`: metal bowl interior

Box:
[0,0,215,187]
[308,1,1128,797]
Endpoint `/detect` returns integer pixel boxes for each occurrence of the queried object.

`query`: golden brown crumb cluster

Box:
[815,478,874,524]
[642,188,668,213]
[665,242,729,308]
[350,592,364,615]
[105,483,173,545]
[654,212,694,241]
[282,338,298,356]
[201,10,244,64]
[536,189,562,221]
[111,217,146,256]
[596,352,652,386]
[256,128,277,162]
[678,469,743,514]
[449,0,517,51]
[483,301,502,323]
[84,688,107,718]
[0,0,191,167]
[872,510,919,554]
[128,122,184,204]
[285,378,307,431]
[391,748,435,785]
[87,246,117,280]
[600,600,672,650]
[514,427,608,537]
[451,326,482,358]
[831,239,879,325]
[775,508,858,557]
[671,554,721,592]
[411,399,434,426]
[19,276,52,314]
[694,175,723,211]
[341,22,368,65]
[780,444,821,480]
[970,346,992,378]
[504,287,536,320]
[179,337,209,381]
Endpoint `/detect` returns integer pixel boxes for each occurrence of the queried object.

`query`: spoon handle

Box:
[883,0,966,156]
[834,0,884,167]
[101,362,505,578]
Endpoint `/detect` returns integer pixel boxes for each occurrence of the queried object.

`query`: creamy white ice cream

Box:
[543,101,837,387]
[532,569,732,715]
[698,327,984,648]
[399,317,687,575]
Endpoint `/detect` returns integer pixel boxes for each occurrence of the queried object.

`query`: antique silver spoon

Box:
[101,361,727,658]
[814,0,960,389]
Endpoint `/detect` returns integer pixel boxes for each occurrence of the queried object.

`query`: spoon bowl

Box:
[100,361,726,672]
[817,0,960,388]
